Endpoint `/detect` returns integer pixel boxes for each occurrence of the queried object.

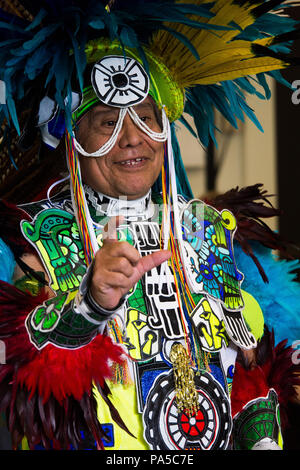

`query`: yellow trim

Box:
[241,289,264,341]
[35,240,59,291]
[94,382,149,450]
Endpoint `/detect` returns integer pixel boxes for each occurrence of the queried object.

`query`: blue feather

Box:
[268,69,293,90]
[88,19,105,30]
[25,8,48,31]
[235,76,267,100]
[4,89,20,135]
[179,114,198,139]
[22,24,60,51]
[235,241,300,347]
[237,97,264,133]
[0,20,26,33]
[0,238,15,284]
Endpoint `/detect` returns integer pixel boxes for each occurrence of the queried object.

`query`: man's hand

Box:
[89,216,171,310]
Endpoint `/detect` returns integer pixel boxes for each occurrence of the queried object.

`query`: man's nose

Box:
[118,113,143,148]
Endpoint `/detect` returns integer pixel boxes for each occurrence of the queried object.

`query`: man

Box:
[0,0,299,452]
[7,90,279,451]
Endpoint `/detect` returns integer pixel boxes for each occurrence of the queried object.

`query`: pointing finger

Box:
[137,250,171,276]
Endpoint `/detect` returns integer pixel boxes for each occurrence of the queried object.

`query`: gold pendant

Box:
[170,343,199,417]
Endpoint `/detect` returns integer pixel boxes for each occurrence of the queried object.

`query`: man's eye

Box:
[104,120,116,126]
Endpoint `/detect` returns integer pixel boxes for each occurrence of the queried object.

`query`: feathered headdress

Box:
[1,0,298,264]
[0,0,298,141]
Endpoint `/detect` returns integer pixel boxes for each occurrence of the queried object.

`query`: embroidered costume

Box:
[0,0,299,451]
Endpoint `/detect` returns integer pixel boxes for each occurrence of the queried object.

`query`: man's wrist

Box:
[84,288,126,316]
[77,262,126,324]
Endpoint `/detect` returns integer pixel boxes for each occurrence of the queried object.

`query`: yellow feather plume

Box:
[149,0,289,88]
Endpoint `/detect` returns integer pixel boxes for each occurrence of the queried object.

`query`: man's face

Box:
[76,97,164,200]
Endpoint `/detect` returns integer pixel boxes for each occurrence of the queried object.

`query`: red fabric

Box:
[31,178,63,202]
[230,363,270,417]
[0,281,124,405]
[231,333,300,425]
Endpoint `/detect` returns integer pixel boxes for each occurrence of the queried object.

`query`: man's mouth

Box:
[117,157,147,167]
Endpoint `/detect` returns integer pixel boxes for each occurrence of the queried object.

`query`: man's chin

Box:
[121,188,151,201]
[114,177,155,200]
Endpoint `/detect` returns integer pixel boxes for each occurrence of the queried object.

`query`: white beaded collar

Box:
[84,185,155,222]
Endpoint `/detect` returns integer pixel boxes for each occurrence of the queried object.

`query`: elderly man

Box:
[0,0,299,453]
[6,84,279,451]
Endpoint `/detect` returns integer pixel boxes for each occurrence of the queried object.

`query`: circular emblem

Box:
[91,55,150,107]
[143,370,232,450]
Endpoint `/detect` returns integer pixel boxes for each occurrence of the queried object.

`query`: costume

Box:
[0,185,291,450]
[0,0,299,451]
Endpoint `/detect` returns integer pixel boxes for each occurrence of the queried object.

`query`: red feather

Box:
[0,281,129,448]
[0,281,124,402]
[230,363,270,418]
[231,328,300,429]
[17,334,124,404]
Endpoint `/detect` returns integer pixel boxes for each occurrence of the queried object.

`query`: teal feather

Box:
[22,24,60,51]
[207,86,240,128]
[184,83,242,147]
[0,21,26,33]
[222,81,245,123]
[236,96,264,133]
[0,238,15,284]
[88,19,105,30]
[269,69,294,90]
[237,12,297,41]
[178,115,198,139]
[25,8,47,31]
[119,27,139,49]
[235,241,300,347]
[104,10,119,39]
[252,74,272,100]
[69,35,86,92]
[0,38,25,48]
[24,47,52,80]
[117,2,216,22]
[5,89,20,135]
